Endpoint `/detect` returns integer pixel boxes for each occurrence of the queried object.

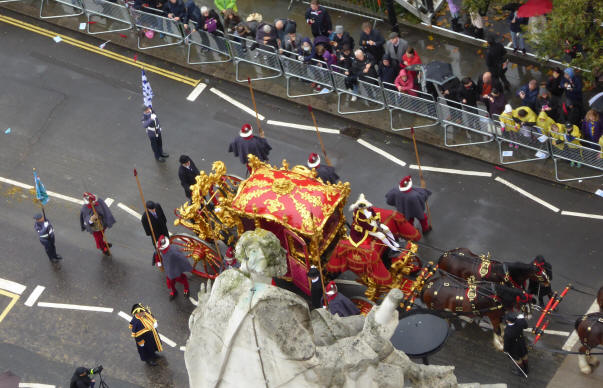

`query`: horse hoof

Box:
[579,365,592,374]
[588,357,600,367]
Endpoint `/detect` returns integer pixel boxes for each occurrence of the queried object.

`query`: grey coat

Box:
[162,245,193,279]
[383,38,408,64]
[80,198,116,233]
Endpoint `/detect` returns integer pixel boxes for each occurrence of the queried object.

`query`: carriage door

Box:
[284,229,311,296]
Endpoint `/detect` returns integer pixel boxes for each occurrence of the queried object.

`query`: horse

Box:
[420,271,533,351]
[438,248,551,290]
[575,285,603,374]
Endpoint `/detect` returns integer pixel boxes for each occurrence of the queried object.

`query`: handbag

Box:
[205,18,217,33]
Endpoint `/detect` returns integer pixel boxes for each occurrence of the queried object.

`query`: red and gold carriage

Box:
[171,155,424,302]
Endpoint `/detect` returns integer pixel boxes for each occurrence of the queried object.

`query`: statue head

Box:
[235,229,287,279]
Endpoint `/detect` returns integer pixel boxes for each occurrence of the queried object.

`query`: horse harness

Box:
[578,312,603,353]
[426,275,503,316]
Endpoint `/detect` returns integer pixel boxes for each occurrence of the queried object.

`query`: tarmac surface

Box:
[0,11,602,388]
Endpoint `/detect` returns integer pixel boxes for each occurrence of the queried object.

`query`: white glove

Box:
[154,321,158,328]
[157,262,162,267]
[150,113,157,120]
[517,313,525,319]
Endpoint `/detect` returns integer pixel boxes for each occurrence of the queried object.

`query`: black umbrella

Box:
[423,61,456,86]
[0,371,20,388]
[588,91,603,112]
[390,311,450,363]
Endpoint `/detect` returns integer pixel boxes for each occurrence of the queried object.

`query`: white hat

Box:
[307,153,320,168]
[503,104,513,114]
[240,123,253,138]
[156,235,170,250]
[349,193,372,212]
[399,176,413,192]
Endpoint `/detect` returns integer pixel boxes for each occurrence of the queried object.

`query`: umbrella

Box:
[423,61,456,86]
[589,91,603,112]
[517,0,553,18]
[0,371,20,388]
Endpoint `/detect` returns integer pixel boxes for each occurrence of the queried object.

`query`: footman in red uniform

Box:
[385,176,432,234]
[228,124,271,174]
[79,192,115,255]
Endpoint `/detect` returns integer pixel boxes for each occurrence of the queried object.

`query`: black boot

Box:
[522,360,529,374]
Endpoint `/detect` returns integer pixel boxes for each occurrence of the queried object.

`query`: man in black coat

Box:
[178,154,200,199]
[359,21,385,62]
[307,152,339,184]
[228,123,271,174]
[330,25,354,56]
[503,312,529,376]
[141,201,169,246]
[305,0,332,38]
[307,266,322,310]
[163,0,186,22]
[485,35,511,91]
[69,367,97,388]
[457,77,479,114]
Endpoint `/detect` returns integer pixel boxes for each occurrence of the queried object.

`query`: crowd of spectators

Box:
[131,0,602,157]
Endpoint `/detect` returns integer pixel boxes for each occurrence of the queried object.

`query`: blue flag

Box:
[142,69,154,108]
[34,170,49,205]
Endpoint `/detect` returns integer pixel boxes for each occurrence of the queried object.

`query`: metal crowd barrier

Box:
[437,97,495,147]
[492,115,551,165]
[548,130,603,182]
[279,50,334,98]
[227,34,282,82]
[330,64,385,115]
[81,0,131,35]
[40,0,84,19]
[381,83,438,131]
[185,25,231,65]
[129,7,184,50]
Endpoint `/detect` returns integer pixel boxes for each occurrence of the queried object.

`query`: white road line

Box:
[19,384,56,388]
[104,198,114,207]
[118,311,132,321]
[0,177,33,189]
[409,164,492,177]
[46,190,84,205]
[266,120,340,134]
[117,202,142,219]
[494,177,560,213]
[37,302,114,313]
[24,285,45,307]
[160,334,177,347]
[560,210,603,220]
[180,346,186,351]
[209,87,265,121]
[187,82,207,101]
[562,298,600,351]
[0,278,26,295]
[356,139,406,167]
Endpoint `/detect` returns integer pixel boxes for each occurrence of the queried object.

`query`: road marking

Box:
[46,190,84,205]
[24,285,46,307]
[180,346,186,351]
[562,298,600,351]
[409,164,492,177]
[118,310,132,321]
[209,88,265,120]
[117,202,142,219]
[494,177,560,213]
[0,15,199,86]
[0,278,26,295]
[0,176,33,189]
[266,120,340,134]
[0,289,20,324]
[160,334,177,347]
[37,302,114,313]
[356,139,406,167]
[104,198,114,207]
[187,82,207,101]
[560,210,603,220]
[19,384,56,388]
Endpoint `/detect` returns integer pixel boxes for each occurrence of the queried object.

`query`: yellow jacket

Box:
[536,111,556,137]
[512,107,537,125]
[551,123,581,150]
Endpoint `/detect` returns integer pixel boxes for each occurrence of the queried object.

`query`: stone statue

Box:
[185,229,475,388]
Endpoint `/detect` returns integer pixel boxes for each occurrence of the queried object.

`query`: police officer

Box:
[503,312,529,376]
[34,213,62,263]
[142,106,169,162]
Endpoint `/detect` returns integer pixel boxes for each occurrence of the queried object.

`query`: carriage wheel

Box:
[169,234,222,279]
[351,296,375,316]
[210,174,244,205]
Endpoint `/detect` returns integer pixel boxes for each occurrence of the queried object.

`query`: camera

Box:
[91,365,103,375]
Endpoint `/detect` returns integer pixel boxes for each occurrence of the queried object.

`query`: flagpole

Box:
[410,127,431,228]
[134,168,163,267]
[33,168,47,219]
[247,77,265,138]
[308,105,332,166]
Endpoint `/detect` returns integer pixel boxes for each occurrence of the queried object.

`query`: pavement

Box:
[0,4,602,388]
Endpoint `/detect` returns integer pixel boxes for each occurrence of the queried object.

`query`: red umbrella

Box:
[517,0,553,18]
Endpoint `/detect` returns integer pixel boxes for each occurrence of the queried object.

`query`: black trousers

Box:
[148,133,164,159]
[40,236,58,260]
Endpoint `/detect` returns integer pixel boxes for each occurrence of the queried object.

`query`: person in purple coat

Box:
[385,175,432,234]
[228,124,271,174]
[581,110,602,145]
[322,281,360,317]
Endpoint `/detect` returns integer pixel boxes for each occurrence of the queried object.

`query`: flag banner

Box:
[142,69,154,108]
[34,170,49,205]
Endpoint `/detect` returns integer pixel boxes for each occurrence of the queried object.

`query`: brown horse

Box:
[438,248,551,290]
[421,271,533,351]
[575,285,603,374]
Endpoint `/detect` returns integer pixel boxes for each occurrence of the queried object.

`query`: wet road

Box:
[0,13,602,388]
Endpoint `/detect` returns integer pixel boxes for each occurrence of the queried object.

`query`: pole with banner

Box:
[247,77,265,138]
[308,105,332,166]
[410,127,432,228]
[33,168,49,218]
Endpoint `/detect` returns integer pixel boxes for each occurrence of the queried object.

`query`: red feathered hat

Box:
[307,153,320,168]
[83,192,96,202]
[156,235,170,250]
[225,246,234,259]
[240,123,253,138]
[325,281,337,295]
[399,176,413,192]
